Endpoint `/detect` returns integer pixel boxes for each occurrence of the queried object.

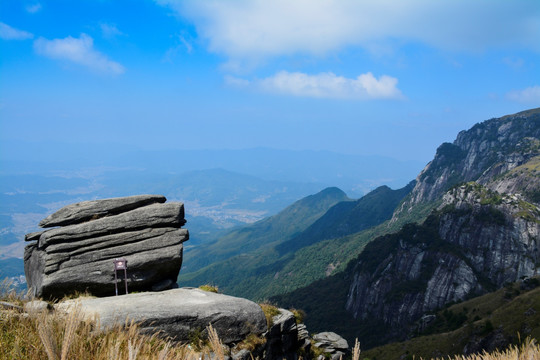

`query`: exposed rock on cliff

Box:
[24,195,188,298]
[345,183,540,345]
[393,108,540,221]
[265,309,301,360]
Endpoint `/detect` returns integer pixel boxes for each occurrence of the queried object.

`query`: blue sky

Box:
[1,0,539,164]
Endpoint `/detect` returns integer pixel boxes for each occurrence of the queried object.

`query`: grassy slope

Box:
[362,280,540,360]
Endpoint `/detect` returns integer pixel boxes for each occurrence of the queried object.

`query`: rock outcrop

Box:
[312,332,349,360]
[262,310,347,360]
[345,183,540,344]
[56,287,266,345]
[392,108,540,221]
[265,309,300,360]
[24,195,188,298]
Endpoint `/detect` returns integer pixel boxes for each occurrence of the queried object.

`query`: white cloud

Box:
[229,71,403,100]
[502,57,524,69]
[162,34,194,63]
[179,35,193,54]
[506,86,540,104]
[34,34,125,74]
[157,0,540,61]
[224,75,250,87]
[100,23,123,39]
[0,22,34,40]
[26,3,42,13]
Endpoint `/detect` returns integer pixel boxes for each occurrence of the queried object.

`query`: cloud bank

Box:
[34,34,125,74]
[158,0,540,60]
[0,22,34,40]
[227,71,403,100]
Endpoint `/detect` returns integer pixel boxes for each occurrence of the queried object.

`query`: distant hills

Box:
[0,168,325,259]
[0,146,423,259]
[1,146,424,198]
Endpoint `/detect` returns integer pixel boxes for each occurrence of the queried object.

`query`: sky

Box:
[1,0,539,165]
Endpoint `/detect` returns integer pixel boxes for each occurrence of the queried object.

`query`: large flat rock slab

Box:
[39,194,167,228]
[56,288,267,345]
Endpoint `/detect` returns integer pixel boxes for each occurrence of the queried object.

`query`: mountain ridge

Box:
[271,108,540,353]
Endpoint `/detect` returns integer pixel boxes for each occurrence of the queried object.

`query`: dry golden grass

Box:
[430,337,540,360]
[258,303,280,328]
[0,283,224,360]
[1,304,200,360]
[2,280,539,360]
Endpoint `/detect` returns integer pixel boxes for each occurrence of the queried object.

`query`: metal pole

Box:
[114,268,118,296]
[124,267,128,294]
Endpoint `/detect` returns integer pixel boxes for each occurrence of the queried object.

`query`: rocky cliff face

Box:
[24,195,189,298]
[393,108,540,220]
[346,183,540,344]
[345,109,540,346]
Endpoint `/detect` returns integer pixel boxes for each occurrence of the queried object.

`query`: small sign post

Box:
[113,258,128,296]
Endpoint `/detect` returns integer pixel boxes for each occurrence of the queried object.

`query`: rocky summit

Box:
[24,195,188,298]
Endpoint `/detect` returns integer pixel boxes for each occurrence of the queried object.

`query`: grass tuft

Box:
[259,303,280,328]
[198,285,219,293]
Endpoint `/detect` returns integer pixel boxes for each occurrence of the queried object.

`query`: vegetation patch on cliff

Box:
[362,278,540,360]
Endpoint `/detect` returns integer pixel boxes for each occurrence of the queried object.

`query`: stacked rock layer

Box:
[24,195,189,298]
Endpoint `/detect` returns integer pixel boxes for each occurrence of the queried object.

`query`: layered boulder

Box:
[24,195,188,298]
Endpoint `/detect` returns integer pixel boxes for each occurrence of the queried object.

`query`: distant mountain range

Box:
[0,168,324,259]
[1,146,424,198]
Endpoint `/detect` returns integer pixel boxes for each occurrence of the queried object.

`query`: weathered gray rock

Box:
[0,301,22,311]
[24,195,188,298]
[24,300,50,313]
[266,309,299,360]
[231,349,251,360]
[37,202,185,247]
[39,194,166,228]
[55,288,267,345]
[312,332,348,351]
[392,108,540,221]
[312,332,348,360]
[345,182,540,344]
[25,230,46,242]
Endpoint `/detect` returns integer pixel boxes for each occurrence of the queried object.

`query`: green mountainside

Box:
[178,182,414,300]
[275,182,415,256]
[182,187,350,273]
